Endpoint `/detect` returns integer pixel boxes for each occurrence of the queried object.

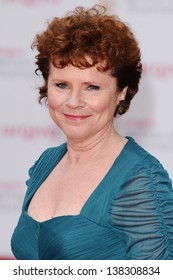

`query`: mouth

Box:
[64,114,91,121]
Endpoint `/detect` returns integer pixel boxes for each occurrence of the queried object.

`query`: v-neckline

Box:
[24,137,133,224]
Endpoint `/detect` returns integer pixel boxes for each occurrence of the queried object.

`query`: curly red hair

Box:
[32,5,142,116]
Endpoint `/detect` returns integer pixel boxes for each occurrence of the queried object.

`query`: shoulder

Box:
[26,142,67,183]
[35,142,67,165]
[123,136,171,182]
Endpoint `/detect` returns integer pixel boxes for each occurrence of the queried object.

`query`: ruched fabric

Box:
[11,137,173,259]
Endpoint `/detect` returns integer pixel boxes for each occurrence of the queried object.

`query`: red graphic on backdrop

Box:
[143,64,173,79]
[0,124,59,140]
[0,47,25,57]
[2,0,62,7]
[120,119,154,129]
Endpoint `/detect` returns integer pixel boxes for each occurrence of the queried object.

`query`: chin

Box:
[58,122,90,138]
[65,132,89,141]
[62,128,91,141]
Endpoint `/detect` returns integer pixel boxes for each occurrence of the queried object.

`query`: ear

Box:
[119,86,128,102]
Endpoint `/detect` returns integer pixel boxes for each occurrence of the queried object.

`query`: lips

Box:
[64,114,90,120]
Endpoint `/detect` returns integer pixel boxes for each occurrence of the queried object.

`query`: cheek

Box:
[90,95,116,114]
[48,92,63,110]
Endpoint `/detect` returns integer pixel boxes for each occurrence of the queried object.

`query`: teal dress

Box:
[11,137,173,259]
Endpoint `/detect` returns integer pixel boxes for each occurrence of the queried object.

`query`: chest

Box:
[27,160,113,222]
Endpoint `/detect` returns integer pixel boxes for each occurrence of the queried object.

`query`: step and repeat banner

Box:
[0,0,173,258]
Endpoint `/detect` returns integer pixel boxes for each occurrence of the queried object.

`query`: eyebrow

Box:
[50,78,102,86]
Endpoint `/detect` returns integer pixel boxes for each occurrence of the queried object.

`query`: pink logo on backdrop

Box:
[120,119,155,130]
[143,63,173,79]
[0,47,25,57]
[0,125,59,141]
[2,0,62,6]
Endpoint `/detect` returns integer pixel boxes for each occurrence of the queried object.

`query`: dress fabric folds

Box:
[11,137,173,259]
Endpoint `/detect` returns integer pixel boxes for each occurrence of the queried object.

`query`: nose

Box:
[65,89,85,109]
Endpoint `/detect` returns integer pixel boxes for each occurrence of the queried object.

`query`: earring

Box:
[117,100,125,115]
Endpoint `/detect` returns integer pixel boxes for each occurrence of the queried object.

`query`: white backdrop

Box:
[0,0,173,258]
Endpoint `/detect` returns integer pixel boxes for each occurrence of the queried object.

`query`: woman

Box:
[11,5,173,260]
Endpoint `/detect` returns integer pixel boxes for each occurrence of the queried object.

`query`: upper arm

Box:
[110,160,173,259]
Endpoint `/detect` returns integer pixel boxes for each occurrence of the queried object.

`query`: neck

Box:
[65,125,124,164]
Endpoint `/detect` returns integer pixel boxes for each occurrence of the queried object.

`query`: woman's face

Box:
[47,63,125,142]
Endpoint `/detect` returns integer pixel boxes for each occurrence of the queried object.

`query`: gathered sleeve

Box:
[109,158,173,259]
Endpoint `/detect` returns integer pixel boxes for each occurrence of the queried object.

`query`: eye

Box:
[56,83,69,89]
[88,85,100,90]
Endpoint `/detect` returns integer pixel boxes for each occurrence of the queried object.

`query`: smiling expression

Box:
[47,63,126,141]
